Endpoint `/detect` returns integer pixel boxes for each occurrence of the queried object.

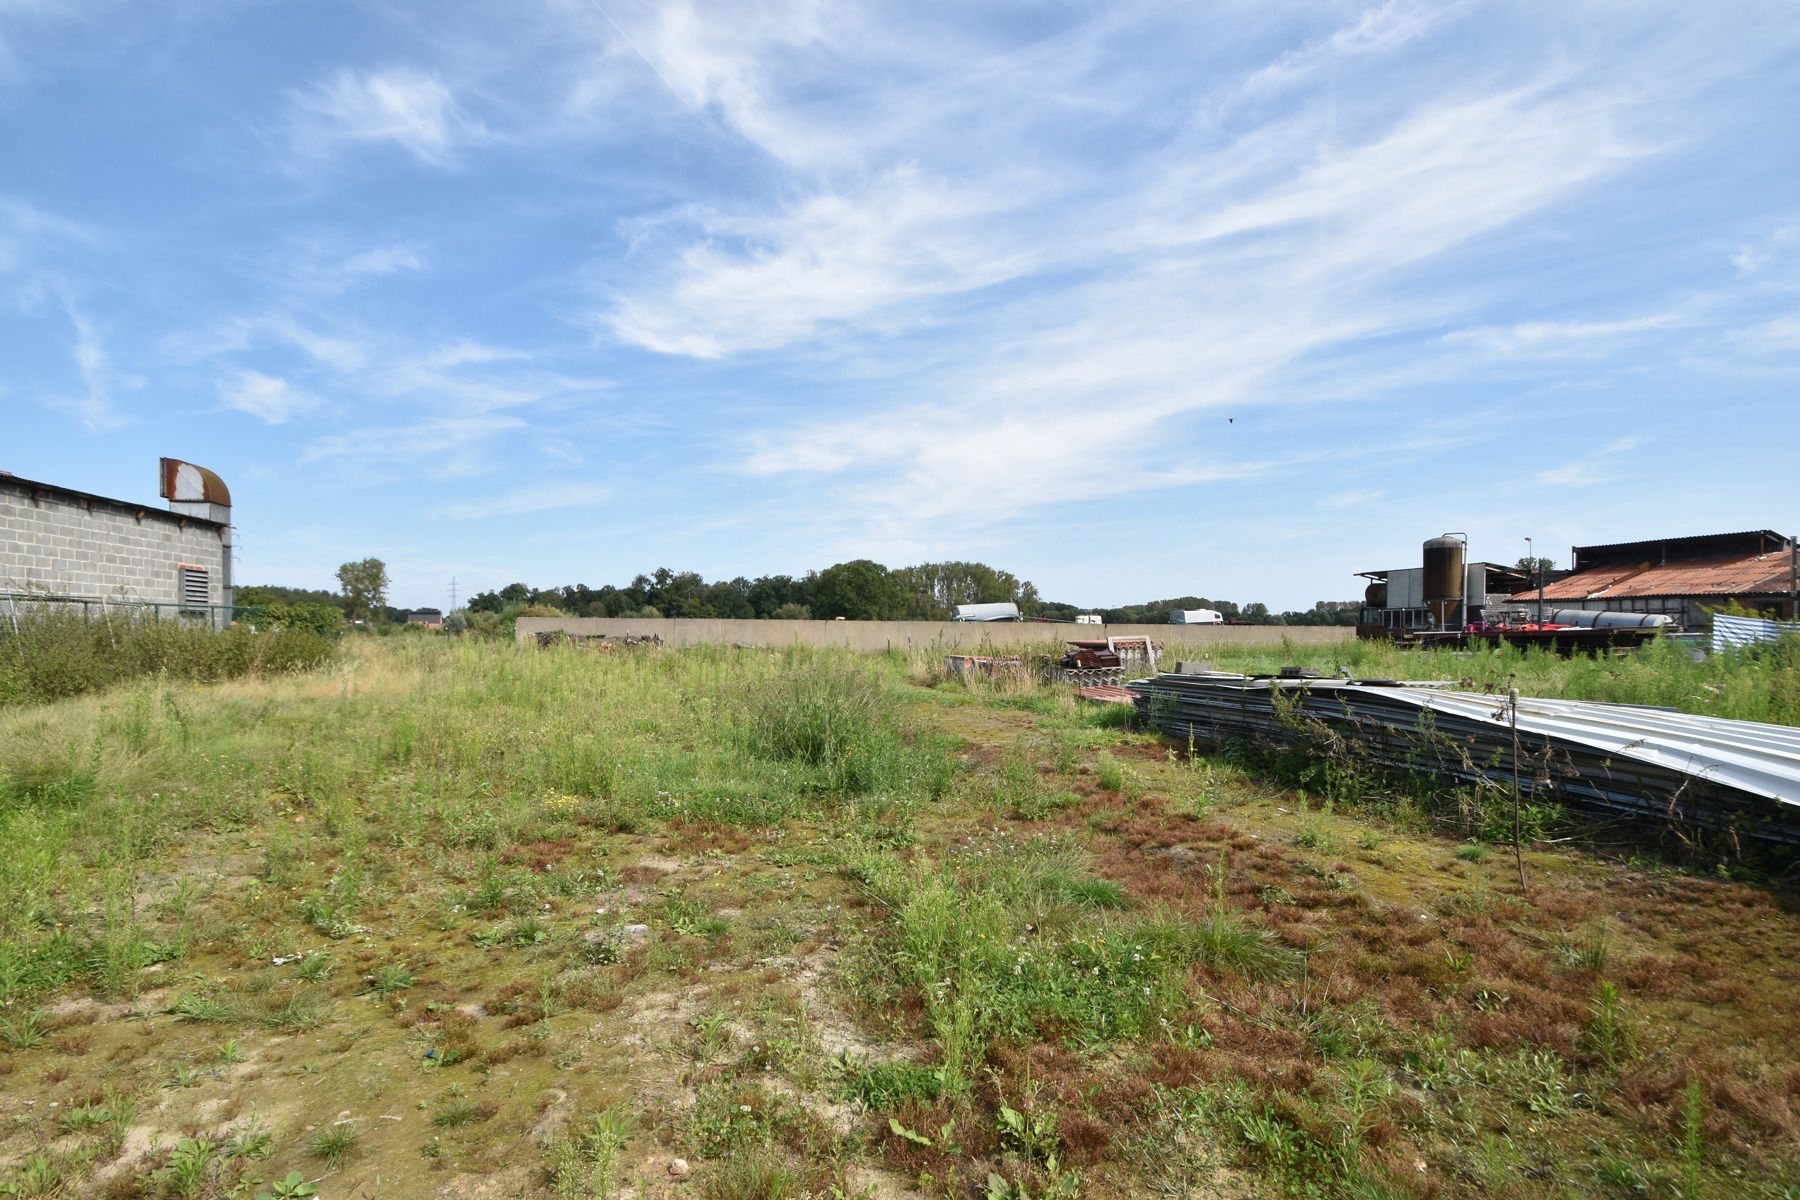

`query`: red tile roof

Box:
[1510,552,1796,601]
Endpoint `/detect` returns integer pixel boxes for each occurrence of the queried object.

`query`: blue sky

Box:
[2,1,1797,611]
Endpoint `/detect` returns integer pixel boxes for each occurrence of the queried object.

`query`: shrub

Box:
[244,603,342,637]
[0,611,335,706]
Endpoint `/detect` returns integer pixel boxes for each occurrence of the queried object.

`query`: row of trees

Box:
[466,560,1038,622]
[241,556,1363,631]
[465,560,1361,626]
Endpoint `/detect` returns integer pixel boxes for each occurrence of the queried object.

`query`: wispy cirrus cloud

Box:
[217,368,318,425]
[714,70,1663,529]
[165,313,367,372]
[1444,314,1679,357]
[301,414,527,477]
[18,283,133,432]
[289,66,481,165]
[443,482,609,520]
[607,166,1031,357]
[1320,489,1386,510]
[1245,0,1471,96]
[1535,436,1646,488]
[1729,313,1800,354]
[275,240,429,295]
[0,194,96,271]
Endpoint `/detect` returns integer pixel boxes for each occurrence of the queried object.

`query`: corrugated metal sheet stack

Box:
[1711,612,1800,652]
[1126,672,1800,843]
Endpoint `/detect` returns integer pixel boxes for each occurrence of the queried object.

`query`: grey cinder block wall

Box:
[0,474,229,612]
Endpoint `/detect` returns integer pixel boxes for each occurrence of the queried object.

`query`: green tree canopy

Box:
[335,558,390,626]
[811,559,906,620]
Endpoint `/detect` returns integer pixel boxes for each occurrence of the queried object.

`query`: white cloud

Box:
[443,482,609,520]
[26,286,131,431]
[1444,315,1677,357]
[424,340,531,369]
[301,414,527,477]
[336,243,427,280]
[1731,225,1799,277]
[1246,0,1469,96]
[0,195,95,271]
[1534,435,1645,488]
[624,0,849,167]
[262,316,366,371]
[607,166,1028,357]
[1319,489,1385,509]
[716,73,1659,530]
[162,314,368,371]
[1730,313,1800,353]
[291,67,479,165]
[218,369,318,424]
[280,242,429,294]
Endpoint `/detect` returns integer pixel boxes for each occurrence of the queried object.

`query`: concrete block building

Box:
[0,458,233,625]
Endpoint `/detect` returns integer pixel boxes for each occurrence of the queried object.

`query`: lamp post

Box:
[1525,537,1544,625]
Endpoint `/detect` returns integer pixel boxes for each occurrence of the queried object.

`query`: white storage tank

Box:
[952,601,1022,622]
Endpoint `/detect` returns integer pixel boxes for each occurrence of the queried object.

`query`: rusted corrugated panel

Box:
[1075,685,1135,704]
[1512,552,1795,601]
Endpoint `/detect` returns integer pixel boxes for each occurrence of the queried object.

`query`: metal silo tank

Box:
[1423,535,1465,628]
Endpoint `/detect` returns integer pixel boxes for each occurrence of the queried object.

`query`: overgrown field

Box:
[0,639,1795,1199]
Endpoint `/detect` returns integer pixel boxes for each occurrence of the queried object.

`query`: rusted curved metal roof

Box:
[1512,553,1794,601]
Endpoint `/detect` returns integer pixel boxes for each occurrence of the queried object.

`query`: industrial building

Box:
[0,458,234,626]
[1357,538,1531,634]
[1510,530,1798,627]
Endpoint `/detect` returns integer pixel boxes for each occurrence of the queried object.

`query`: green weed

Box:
[309,1123,360,1167]
[1584,980,1634,1070]
[544,1105,635,1199]
[838,1056,943,1109]
[368,962,416,997]
[0,1007,47,1047]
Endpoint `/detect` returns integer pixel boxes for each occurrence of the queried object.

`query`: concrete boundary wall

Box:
[515,616,1353,653]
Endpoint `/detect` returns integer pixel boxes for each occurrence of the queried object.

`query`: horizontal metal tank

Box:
[1423,535,1465,627]
[1548,609,1673,630]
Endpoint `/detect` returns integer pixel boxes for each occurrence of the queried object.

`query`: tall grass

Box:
[0,609,334,707]
[896,633,1800,727]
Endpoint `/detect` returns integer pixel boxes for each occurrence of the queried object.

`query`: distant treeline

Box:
[458,560,1362,626]
[235,585,410,625]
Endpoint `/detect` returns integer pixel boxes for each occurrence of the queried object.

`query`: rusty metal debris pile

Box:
[534,631,664,649]
[944,654,1023,679]
[1050,646,1124,686]
[1126,671,1800,842]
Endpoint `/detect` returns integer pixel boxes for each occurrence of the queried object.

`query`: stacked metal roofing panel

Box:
[1126,672,1800,842]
